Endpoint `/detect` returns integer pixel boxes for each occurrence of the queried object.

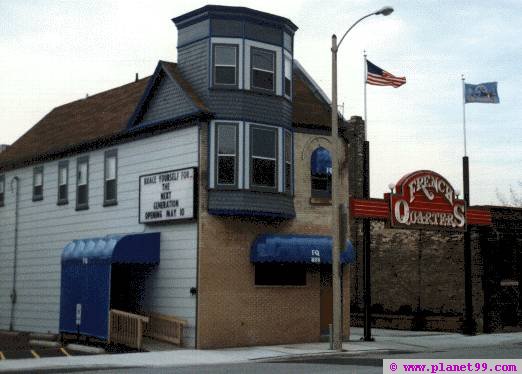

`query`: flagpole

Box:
[462,74,467,157]
[364,50,368,140]
[461,73,474,335]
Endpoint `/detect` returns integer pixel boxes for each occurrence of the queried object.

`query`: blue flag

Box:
[464,82,499,103]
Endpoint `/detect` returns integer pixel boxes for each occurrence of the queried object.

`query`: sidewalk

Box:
[1,328,522,372]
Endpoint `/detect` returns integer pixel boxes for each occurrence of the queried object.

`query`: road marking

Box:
[60,348,71,357]
[0,351,5,360]
[30,350,40,359]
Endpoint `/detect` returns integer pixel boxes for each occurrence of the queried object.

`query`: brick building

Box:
[0,5,357,348]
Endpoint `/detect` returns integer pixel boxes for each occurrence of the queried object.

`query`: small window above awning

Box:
[251,234,355,264]
[61,232,160,264]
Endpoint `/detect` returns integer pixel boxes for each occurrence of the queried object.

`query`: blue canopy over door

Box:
[59,232,160,340]
[250,234,356,264]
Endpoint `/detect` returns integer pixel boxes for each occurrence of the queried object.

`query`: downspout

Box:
[9,176,20,331]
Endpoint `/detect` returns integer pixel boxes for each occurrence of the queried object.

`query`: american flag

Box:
[366,59,406,88]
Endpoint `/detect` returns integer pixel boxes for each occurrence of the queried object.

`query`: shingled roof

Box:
[0,61,332,172]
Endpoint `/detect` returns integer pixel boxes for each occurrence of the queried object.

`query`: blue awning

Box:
[62,232,160,264]
[60,232,160,340]
[251,234,356,264]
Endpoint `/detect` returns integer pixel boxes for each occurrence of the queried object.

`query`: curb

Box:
[250,348,394,363]
[29,340,61,348]
[66,344,105,354]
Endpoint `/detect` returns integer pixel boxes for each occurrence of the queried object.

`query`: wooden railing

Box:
[143,312,187,346]
[108,309,149,350]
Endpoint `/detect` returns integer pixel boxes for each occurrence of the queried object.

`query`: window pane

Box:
[34,185,43,198]
[252,69,274,91]
[106,156,116,180]
[285,163,291,191]
[251,127,276,159]
[215,66,236,85]
[0,180,4,194]
[285,132,291,161]
[285,57,292,79]
[218,156,235,185]
[34,171,43,187]
[106,179,117,201]
[252,158,276,187]
[252,49,274,71]
[59,166,67,186]
[255,263,306,286]
[215,45,236,65]
[78,185,88,205]
[59,185,67,201]
[218,125,236,155]
[78,163,87,185]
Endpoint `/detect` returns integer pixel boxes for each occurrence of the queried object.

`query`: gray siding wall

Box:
[0,127,199,347]
[140,73,198,125]
[208,92,292,127]
[177,39,292,127]
[177,40,209,102]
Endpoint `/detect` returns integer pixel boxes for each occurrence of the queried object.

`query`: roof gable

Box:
[127,61,208,129]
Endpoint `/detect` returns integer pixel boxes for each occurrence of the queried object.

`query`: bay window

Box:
[250,125,277,190]
[213,44,238,86]
[284,130,292,193]
[284,55,292,98]
[216,122,238,187]
[251,47,275,92]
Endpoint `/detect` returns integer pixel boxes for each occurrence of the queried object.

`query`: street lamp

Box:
[330,5,394,351]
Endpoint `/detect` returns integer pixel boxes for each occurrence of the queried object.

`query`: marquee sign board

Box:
[389,170,466,231]
[139,168,196,224]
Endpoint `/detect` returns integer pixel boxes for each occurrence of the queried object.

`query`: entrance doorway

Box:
[320,265,333,335]
[111,264,154,314]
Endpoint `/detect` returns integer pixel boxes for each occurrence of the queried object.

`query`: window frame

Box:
[249,124,278,192]
[215,122,239,189]
[76,156,89,211]
[32,166,44,202]
[212,43,239,88]
[0,175,4,207]
[57,160,69,205]
[103,149,118,207]
[250,47,276,93]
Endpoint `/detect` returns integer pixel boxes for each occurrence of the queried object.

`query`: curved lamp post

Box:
[330,5,394,351]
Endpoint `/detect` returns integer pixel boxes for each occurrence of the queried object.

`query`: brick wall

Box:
[196,124,352,348]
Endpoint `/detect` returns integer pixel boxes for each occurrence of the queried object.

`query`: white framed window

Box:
[250,125,278,191]
[216,122,238,187]
[284,130,292,193]
[76,156,89,210]
[284,55,292,98]
[104,149,117,206]
[213,44,238,86]
[0,175,4,207]
[57,161,68,205]
[33,166,43,201]
[251,47,275,92]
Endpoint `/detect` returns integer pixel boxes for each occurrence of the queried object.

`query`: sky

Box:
[1,0,520,205]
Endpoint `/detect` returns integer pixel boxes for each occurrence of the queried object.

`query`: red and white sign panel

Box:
[389,170,466,231]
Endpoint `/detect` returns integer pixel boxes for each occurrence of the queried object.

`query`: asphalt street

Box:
[46,342,522,374]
